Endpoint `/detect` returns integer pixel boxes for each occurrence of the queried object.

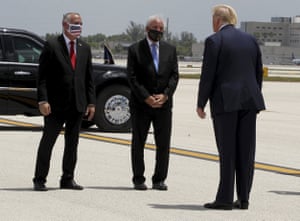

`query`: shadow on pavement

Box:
[85,186,133,191]
[148,203,205,211]
[0,187,60,191]
[269,190,300,196]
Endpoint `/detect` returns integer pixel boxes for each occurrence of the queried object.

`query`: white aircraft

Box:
[292,53,300,65]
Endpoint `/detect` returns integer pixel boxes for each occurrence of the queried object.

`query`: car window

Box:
[13,36,42,64]
[3,36,17,62]
[0,38,3,61]
[0,50,3,62]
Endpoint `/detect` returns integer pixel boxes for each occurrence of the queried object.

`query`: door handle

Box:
[14,71,32,75]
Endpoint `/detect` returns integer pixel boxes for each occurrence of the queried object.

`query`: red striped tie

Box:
[70,41,76,69]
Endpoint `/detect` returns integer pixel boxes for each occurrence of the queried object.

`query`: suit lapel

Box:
[157,41,167,75]
[75,40,84,72]
[58,35,74,71]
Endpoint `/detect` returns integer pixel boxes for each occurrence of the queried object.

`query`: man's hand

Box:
[145,94,168,108]
[153,94,168,105]
[197,107,206,119]
[145,96,161,108]
[85,105,95,121]
[39,102,51,116]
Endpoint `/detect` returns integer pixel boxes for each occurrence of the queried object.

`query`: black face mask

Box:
[148,29,163,42]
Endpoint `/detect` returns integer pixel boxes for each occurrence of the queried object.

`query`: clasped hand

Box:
[145,94,168,108]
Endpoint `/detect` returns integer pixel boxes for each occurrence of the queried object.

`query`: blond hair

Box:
[212,4,238,26]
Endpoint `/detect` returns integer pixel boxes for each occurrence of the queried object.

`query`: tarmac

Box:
[0,79,299,221]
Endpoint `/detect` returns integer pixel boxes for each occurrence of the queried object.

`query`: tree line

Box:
[45,21,198,57]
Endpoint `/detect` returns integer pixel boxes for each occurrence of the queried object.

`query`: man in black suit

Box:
[127,15,179,191]
[197,5,265,209]
[33,12,96,191]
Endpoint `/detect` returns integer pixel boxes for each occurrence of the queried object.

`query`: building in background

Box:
[193,16,300,65]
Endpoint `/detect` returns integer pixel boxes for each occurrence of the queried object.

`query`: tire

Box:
[94,85,131,132]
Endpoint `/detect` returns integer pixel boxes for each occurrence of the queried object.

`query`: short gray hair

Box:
[146,15,165,28]
[62,12,81,23]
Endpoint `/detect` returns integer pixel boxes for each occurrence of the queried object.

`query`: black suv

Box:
[0,27,131,132]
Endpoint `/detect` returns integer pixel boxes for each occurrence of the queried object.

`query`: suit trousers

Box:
[212,110,257,203]
[33,108,84,183]
[130,106,172,185]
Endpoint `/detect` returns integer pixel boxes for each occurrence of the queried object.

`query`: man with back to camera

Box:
[33,12,96,191]
[127,15,179,191]
[196,5,265,209]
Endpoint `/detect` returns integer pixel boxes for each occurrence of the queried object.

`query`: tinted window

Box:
[3,36,16,62]
[13,36,42,63]
[0,38,3,61]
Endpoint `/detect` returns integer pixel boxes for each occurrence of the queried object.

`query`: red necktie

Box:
[70,41,76,69]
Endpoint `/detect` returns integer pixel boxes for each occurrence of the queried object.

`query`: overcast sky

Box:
[1,0,300,41]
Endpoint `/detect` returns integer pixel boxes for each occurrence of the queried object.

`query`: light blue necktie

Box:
[151,43,158,72]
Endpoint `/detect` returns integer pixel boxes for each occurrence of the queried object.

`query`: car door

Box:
[0,36,9,114]
[3,34,43,115]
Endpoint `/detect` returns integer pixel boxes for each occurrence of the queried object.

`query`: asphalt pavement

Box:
[0,79,299,221]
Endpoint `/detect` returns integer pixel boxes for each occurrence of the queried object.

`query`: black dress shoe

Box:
[152,182,168,191]
[233,200,249,209]
[204,201,233,210]
[33,182,48,191]
[134,183,147,190]
[60,180,83,190]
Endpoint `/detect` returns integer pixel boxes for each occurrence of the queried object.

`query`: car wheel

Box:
[94,85,131,132]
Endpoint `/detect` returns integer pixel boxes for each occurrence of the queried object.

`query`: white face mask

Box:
[68,23,82,38]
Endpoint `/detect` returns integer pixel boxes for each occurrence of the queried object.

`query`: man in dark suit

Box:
[33,12,96,191]
[127,15,179,191]
[197,5,265,209]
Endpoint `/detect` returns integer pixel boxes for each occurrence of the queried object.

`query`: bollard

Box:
[263,67,268,77]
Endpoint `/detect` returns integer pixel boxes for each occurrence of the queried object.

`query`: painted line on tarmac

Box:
[81,132,300,176]
[0,118,40,127]
[1,117,300,177]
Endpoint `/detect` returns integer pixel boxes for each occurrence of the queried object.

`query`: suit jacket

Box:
[37,35,95,112]
[127,38,179,109]
[197,25,265,116]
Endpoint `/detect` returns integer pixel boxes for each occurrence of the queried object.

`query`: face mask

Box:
[148,29,163,42]
[68,23,82,38]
